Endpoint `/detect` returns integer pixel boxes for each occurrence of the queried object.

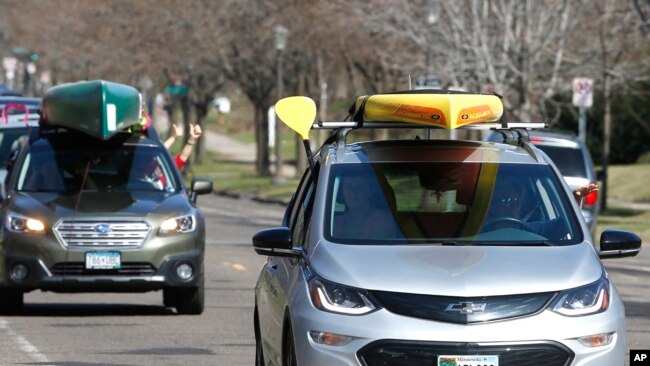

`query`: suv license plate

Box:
[438,355,498,366]
[85,252,121,270]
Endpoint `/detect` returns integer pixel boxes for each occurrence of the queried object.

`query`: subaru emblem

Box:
[444,302,486,314]
[94,224,111,233]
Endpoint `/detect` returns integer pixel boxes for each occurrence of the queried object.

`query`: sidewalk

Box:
[607,199,650,211]
[204,130,297,177]
[205,130,255,163]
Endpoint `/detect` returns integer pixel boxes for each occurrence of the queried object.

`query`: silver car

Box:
[253,128,641,366]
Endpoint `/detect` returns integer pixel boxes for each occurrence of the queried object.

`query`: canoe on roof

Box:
[350,90,504,129]
[41,80,142,140]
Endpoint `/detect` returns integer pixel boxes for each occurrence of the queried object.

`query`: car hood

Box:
[8,191,192,221]
[309,241,602,296]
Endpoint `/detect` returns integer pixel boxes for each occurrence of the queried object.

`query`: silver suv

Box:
[253,93,641,366]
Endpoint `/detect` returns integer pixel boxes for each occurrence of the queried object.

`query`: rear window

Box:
[535,145,586,177]
[324,162,581,246]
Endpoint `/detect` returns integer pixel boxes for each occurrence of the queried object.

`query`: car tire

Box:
[162,288,177,308]
[0,288,24,315]
[175,276,204,315]
[255,310,265,366]
[283,322,297,366]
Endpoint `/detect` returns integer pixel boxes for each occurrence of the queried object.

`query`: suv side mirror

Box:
[596,169,605,181]
[252,227,300,257]
[598,229,642,259]
[190,178,213,203]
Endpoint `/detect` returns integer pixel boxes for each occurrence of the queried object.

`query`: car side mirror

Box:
[596,169,604,181]
[252,227,300,257]
[190,178,213,203]
[598,229,642,259]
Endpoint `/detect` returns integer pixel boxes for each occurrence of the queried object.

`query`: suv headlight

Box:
[309,277,380,315]
[549,275,610,316]
[159,214,196,234]
[6,213,46,233]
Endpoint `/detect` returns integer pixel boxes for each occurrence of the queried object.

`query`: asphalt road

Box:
[0,194,647,365]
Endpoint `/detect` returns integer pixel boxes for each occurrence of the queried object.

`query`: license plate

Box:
[85,252,121,270]
[438,355,498,366]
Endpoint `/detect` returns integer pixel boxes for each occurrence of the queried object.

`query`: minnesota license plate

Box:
[438,355,498,366]
[85,251,121,270]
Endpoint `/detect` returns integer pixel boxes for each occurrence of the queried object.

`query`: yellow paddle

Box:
[275,96,317,172]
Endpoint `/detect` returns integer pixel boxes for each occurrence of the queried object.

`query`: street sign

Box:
[572,78,593,108]
[414,73,442,90]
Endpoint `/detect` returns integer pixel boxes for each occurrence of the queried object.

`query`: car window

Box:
[15,141,179,193]
[291,167,318,247]
[324,162,581,246]
[535,145,587,177]
[0,127,29,168]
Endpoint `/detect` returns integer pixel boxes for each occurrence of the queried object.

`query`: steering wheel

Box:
[483,217,532,232]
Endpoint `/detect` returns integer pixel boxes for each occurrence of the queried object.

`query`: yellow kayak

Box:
[352,92,503,129]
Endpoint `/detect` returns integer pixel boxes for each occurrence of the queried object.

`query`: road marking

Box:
[232,263,247,271]
[0,318,50,364]
[222,261,247,272]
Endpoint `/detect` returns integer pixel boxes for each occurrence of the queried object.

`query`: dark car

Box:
[0,81,213,315]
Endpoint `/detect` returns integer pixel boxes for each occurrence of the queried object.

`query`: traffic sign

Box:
[572,78,593,108]
[414,73,442,90]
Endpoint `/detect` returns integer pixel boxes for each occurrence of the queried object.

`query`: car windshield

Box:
[0,127,29,168]
[535,145,587,178]
[15,139,179,193]
[325,162,581,246]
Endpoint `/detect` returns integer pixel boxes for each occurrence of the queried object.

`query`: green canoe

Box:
[41,80,142,140]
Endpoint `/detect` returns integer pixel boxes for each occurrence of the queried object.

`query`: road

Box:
[0,194,648,365]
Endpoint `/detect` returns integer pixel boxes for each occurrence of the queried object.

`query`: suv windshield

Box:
[15,138,179,193]
[325,162,581,246]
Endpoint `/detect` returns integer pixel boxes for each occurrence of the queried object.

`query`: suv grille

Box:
[370,291,555,324]
[359,340,574,366]
[54,220,151,248]
[51,263,156,276]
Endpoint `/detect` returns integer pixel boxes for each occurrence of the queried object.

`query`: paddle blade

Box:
[275,96,316,140]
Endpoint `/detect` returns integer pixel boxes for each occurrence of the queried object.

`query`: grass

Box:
[606,164,650,202]
[187,150,299,204]
[595,207,650,244]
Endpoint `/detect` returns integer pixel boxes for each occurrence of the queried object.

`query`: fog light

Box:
[10,263,29,281]
[176,263,193,280]
[577,332,614,347]
[309,331,354,346]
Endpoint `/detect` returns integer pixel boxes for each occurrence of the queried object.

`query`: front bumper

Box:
[286,277,626,366]
[1,230,204,292]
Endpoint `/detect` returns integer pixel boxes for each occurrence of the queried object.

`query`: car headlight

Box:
[309,277,380,315]
[6,214,46,233]
[549,274,610,316]
[159,214,196,234]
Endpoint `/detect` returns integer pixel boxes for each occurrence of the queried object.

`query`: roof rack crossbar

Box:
[313,121,547,130]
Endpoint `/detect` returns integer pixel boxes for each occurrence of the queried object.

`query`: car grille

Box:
[51,263,156,276]
[359,340,574,366]
[54,220,151,248]
[370,290,555,324]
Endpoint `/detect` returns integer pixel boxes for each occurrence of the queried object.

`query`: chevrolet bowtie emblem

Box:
[444,301,487,314]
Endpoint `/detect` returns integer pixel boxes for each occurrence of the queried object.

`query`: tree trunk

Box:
[255,104,271,176]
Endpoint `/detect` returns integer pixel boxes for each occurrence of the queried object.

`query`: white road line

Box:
[0,318,51,364]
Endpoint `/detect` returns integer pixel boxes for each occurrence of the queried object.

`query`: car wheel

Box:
[0,288,24,315]
[162,288,177,308]
[175,276,204,315]
[255,310,265,366]
[283,323,297,366]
